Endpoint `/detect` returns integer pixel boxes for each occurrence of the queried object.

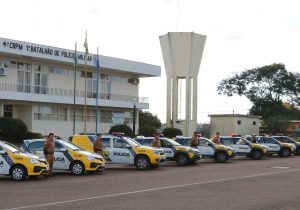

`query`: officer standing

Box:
[212,132,221,145]
[93,133,103,155]
[151,133,161,148]
[43,132,55,177]
[191,132,199,148]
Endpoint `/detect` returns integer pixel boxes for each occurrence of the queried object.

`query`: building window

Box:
[70,108,84,121]
[33,106,67,121]
[237,120,241,125]
[4,105,13,118]
[253,121,256,125]
[292,126,296,130]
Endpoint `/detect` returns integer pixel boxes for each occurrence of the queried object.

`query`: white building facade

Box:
[0,37,160,138]
[209,114,261,137]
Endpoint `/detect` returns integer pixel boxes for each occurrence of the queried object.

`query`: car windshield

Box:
[1,141,22,153]
[124,137,140,147]
[126,138,142,146]
[60,141,81,151]
[238,138,251,145]
[164,138,181,146]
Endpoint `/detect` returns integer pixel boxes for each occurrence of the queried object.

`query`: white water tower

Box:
[159,32,206,136]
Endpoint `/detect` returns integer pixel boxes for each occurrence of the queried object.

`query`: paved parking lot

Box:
[1,156,300,210]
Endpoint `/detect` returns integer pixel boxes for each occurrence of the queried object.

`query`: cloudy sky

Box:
[1,0,299,123]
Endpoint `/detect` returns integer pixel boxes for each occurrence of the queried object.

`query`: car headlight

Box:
[30,158,39,164]
[87,155,96,160]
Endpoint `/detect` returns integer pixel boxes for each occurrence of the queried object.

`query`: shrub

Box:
[0,117,28,143]
[25,131,43,139]
[109,124,134,137]
[138,125,156,137]
[163,127,182,139]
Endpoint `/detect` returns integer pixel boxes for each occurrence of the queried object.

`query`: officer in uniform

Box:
[93,133,103,155]
[43,132,55,177]
[212,132,221,145]
[151,133,161,148]
[191,132,199,148]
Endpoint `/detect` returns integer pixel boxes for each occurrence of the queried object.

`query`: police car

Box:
[272,136,300,155]
[135,136,201,166]
[175,136,236,163]
[0,140,48,181]
[72,134,165,170]
[21,139,105,175]
[245,136,296,157]
[220,136,268,160]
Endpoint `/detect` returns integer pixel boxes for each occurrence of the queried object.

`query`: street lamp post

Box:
[133,104,136,136]
[133,98,138,136]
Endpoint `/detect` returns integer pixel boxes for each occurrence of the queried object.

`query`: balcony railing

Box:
[0,82,149,103]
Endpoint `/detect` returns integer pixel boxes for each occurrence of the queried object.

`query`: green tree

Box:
[0,117,28,143]
[217,63,300,119]
[264,115,290,135]
[109,124,134,137]
[139,111,161,129]
[163,127,182,139]
[138,124,156,137]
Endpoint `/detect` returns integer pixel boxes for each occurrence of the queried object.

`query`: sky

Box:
[1,0,300,123]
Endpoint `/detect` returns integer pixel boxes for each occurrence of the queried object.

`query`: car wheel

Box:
[251,150,262,160]
[175,153,189,166]
[11,165,27,181]
[214,152,228,163]
[280,148,291,158]
[71,162,85,175]
[135,156,150,170]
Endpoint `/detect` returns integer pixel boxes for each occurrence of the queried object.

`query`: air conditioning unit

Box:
[0,67,8,76]
[128,78,139,85]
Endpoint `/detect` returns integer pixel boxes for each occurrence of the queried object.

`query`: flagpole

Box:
[72,42,77,135]
[83,31,88,133]
[95,47,100,134]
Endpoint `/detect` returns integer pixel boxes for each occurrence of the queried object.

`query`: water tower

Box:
[159,32,206,136]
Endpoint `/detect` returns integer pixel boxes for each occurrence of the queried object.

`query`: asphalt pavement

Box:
[1,156,300,210]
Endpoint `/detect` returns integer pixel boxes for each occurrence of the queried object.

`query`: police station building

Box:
[0,37,160,138]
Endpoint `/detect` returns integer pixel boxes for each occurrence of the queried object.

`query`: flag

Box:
[83,30,89,54]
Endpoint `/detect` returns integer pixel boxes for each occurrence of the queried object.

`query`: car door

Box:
[198,138,214,156]
[102,137,112,162]
[265,138,280,152]
[160,139,175,159]
[110,138,134,164]
[234,139,251,154]
[53,141,71,170]
[0,146,10,175]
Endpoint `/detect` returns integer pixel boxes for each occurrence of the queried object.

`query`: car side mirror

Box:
[208,143,213,147]
[125,144,131,148]
[0,150,6,155]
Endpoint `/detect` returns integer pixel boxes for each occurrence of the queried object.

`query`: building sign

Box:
[0,37,97,66]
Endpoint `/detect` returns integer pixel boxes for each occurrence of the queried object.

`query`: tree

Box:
[0,117,28,143]
[109,124,134,137]
[163,128,182,139]
[264,115,290,135]
[139,111,161,129]
[138,124,156,137]
[138,111,162,137]
[217,63,300,119]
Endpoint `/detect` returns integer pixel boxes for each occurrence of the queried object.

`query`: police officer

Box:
[93,133,103,155]
[191,132,199,148]
[43,132,55,177]
[212,132,221,145]
[251,134,257,143]
[151,133,161,148]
